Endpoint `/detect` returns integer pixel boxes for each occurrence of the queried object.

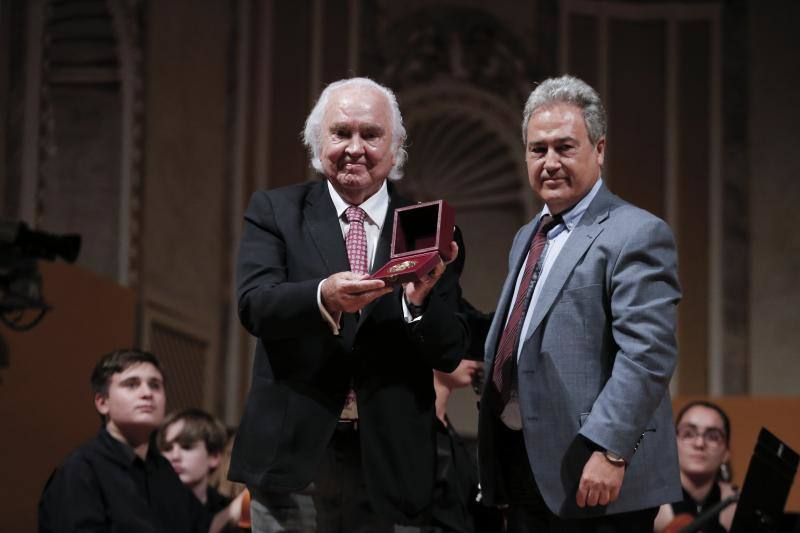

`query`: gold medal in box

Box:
[371,200,455,285]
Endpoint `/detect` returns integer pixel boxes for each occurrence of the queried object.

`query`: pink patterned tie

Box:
[341,206,368,421]
[345,206,369,274]
[491,214,559,406]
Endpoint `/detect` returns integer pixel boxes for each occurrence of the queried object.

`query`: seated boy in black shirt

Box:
[38,348,210,533]
[158,408,240,516]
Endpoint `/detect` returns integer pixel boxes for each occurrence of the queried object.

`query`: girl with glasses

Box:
[654,401,737,532]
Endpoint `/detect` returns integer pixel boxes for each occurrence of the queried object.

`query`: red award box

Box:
[371,199,455,285]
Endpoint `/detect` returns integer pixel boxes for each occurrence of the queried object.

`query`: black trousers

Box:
[250,422,394,533]
[498,423,657,533]
[313,422,394,533]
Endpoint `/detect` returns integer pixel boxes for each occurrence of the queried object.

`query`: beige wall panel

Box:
[40,87,121,281]
[321,0,352,86]
[0,1,10,215]
[268,0,312,188]
[142,0,229,322]
[607,19,666,219]
[676,21,711,394]
[567,14,599,89]
[458,208,526,313]
[141,0,232,413]
[748,0,800,395]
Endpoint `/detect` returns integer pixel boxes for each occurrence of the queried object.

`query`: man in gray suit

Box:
[478,75,682,532]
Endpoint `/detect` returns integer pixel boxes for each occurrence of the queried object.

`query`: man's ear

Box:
[208,451,221,471]
[391,137,404,166]
[595,137,606,167]
[95,392,110,417]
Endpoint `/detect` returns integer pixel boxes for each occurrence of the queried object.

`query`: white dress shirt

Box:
[500,177,604,429]
[316,180,417,334]
[327,179,389,269]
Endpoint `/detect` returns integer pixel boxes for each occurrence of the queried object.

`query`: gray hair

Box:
[521,75,607,146]
[302,77,407,181]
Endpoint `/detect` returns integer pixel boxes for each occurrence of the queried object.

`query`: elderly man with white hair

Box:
[228,77,468,533]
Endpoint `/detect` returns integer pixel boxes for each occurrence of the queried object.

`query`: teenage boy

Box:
[158,408,233,514]
[38,349,210,532]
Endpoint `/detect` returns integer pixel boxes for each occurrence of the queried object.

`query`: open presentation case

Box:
[371,200,454,285]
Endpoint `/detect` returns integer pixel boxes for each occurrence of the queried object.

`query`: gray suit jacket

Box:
[478,183,682,518]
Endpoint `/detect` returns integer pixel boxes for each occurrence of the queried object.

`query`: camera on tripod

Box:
[0,220,81,331]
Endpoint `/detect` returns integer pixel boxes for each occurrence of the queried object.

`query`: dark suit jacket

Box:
[479,184,682,518]
[228,179,467,524]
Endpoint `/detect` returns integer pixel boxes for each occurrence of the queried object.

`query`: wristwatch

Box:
[603,450,626,467]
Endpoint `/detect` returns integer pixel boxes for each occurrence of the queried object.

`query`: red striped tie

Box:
[491,214,559,405]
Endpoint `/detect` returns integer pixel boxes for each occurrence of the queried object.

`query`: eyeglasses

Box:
[676,425,727,447]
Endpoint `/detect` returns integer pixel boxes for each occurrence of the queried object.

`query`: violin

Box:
[662,492,739,533]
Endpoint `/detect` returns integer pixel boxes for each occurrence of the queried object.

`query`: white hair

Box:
[302,77,408,181]
[522,75,607,146]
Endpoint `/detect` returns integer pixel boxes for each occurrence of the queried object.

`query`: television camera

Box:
[0,220,81,331]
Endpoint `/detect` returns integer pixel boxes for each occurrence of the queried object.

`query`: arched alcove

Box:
[368,5,543,435]
[374,6,541,312]
[395,81,535,310]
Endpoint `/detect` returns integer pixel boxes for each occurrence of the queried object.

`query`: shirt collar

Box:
[541,177,603,232]
[326,179,389,230]
[98,427,159,470]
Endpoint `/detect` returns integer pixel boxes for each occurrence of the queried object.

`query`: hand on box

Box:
[404,240,459,306]
[322,272,393,313]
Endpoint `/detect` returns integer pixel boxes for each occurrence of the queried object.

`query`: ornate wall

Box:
[3,0,799,433]
[2,0,234,415]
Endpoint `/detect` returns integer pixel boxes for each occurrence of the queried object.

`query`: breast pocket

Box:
[558,283,602,304]
[546,284,606,359]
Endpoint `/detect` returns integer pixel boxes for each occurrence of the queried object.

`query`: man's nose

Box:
[543,148,561,174]
[345,134,364,156]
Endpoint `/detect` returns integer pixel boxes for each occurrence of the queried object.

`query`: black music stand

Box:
[729,427,799,533]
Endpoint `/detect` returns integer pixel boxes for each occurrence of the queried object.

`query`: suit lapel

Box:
[304,180,350,275]
[484,216,540,365]
[358,187,411,327]
[522,185,614,343]
[369,193,398,277]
